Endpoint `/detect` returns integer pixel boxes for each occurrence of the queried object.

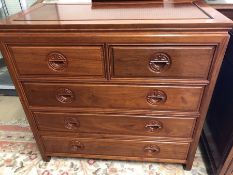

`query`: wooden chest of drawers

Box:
[0,0,232,170]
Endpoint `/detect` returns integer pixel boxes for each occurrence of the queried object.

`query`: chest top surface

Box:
[0,0,232,31]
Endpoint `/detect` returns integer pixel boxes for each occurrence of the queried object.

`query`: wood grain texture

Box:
[9,45,105,77]
[42,135,190,161]
[110,45,215,79]
[34,112,196,138]
[23,83,204,111]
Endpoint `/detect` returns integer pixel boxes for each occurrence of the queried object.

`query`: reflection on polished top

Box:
[16,2,210,21]
[0,0,232,30]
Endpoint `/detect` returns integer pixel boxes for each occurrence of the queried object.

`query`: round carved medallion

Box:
[144,144,160,155]
[64,117,80,130]
[146,89,167,105]
[149,52,171,73]
[70,140,84,152]
[56,88,74,104]
[47,52,68,71]
[145,120,163,132]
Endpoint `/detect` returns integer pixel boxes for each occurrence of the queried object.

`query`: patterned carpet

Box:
[0,118,209,175]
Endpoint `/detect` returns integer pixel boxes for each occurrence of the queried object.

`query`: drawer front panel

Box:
[42,136,190,160]
[34,112,196,138]
[110,46,215,79]
[24,83,203,111]
[9,46,104,77]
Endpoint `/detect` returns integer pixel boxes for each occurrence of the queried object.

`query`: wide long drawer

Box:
[34,112,196,138]
[23,83,204,111]
[9,45,104,77]
[42,136,190,161]
[110,45,215,79]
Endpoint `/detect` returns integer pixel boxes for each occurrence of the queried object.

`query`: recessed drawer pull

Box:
[145,120,163,132]
[146,90,167,105]
[47,52,68,71]
[56,88,74,103]
[64,117,80,130]
[144,144,160,154]
[149,52,171,73]
[70,140,84,152]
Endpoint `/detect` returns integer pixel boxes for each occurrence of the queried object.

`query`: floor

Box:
[0,96,210,175]
[0,96,25,123]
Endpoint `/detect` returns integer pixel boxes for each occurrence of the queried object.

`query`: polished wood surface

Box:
[42,135,190,161]
[110,45,215,79]
[0,1,232,30]
[9,45,104,77]
[0,0,232,170]
[16,3,209,21]
[23,83,204,111]
[34,112,196,138]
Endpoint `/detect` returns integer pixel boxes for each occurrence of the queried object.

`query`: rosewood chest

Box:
[0,0,232,170]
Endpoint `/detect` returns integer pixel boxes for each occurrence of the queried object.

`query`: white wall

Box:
[4,0,37,15]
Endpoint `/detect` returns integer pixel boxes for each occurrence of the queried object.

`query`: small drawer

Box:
[42,136,190,161]
[9,45,104,77]
[34,112,196,138]
[110,45,215,79]
[23,83,204,111]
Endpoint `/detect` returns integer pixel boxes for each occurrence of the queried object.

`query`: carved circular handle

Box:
[145,120,163,132]
[56,88,74,104]
[149,53,171,73]
[144,144,160,154]
[70,140,84,152]
[146,90,167,105]
[47,52,68,71]
[64,117,80,130]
